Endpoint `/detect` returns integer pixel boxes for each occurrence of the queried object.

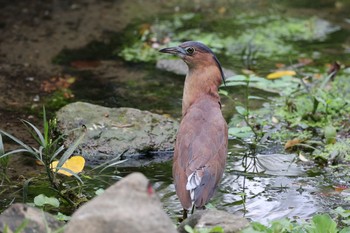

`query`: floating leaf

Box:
[267,70,296,79]
[51,155,85,176]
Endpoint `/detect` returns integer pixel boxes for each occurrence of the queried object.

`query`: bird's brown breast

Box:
[173,95,228,209]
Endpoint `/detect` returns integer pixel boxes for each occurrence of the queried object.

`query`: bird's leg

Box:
[182,208,188,220]
[190,204,195,215]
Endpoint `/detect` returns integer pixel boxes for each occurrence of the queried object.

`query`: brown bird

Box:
[159,41,228,219]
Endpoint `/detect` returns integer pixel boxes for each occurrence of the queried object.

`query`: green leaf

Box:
[340,227,350,233]
[228,127,254,139]
[235,106,248,116]
[22,119,46,147]
[56,132,85,171]
[56,212,71,221]
[248,96,265,100]
[184,225,195,233]
[209,226,224,233]
[95,188,105,196]
[0,133,4,156]
[218,89,228,96]
[310,214,337,233]
[34,194,60,208]
[225,75,249,82]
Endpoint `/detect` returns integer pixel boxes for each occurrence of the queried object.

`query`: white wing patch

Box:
[186,171,202,202]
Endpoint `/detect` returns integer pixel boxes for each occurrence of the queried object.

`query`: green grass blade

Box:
[21,120,46,147]
[56,132,85,169]
[50,145,65,163]
[0,133,4,156]
[13,219,29,233]
[98,159,128,174]
[23,177,34,203]
[92,149,127,171]
[56,167,84,183]
[0,130,36,154]
[0,149,33,159]
[42,106,50,147]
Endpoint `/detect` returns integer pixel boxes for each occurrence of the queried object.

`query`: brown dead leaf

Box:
[298,57,313,65]
[285,138,304,150]
[41,75,76,93]
[70,60,101,69]
[275,63,285,69]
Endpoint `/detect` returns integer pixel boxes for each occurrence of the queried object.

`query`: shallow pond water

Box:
[1,0,350,224]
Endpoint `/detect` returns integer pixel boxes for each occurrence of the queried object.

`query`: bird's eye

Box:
[185,47,195,55]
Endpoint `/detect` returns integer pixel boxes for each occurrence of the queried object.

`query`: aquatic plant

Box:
[0,107,86,206]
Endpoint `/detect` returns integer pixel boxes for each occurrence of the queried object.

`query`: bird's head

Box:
[159,41,225,85]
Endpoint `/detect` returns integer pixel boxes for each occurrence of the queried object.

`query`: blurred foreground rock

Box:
[0,203,64,233]
[178,209,249,233]
[65,172,177,233]
[56,102,178,166]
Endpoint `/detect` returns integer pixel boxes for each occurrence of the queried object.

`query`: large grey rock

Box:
[65,172,177,233]
[0,203,64,233]
[178,209,249,233]
[56,102,178,166]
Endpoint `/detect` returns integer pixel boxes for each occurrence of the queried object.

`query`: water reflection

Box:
[119,146,324,223]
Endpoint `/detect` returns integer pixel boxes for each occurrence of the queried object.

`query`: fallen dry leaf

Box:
[267,70,296,80]
[285,138,304,150]
[50,155,85,176]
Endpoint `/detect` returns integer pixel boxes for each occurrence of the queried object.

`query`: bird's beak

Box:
[159,46,186,57]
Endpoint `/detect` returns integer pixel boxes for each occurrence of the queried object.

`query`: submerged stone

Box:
[56,102,178,166]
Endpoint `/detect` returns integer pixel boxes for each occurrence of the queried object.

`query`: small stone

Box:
[0,203,64,233]
[65,173,177,233]
[178,209,250,233]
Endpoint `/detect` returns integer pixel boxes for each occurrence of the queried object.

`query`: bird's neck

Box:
[182,66,222,116]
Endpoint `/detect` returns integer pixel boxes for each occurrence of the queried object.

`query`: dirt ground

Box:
[0,0,174,137]
[0,0,177,181]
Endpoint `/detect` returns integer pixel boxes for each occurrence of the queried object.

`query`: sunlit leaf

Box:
[51,155,85,176]
[267,70,296,79]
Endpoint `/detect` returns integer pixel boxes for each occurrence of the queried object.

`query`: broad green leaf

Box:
[311,214,337,233]
[34,194,60,208]
[184,225,195,233]
[235,106,248,116]
[229,127,254,138]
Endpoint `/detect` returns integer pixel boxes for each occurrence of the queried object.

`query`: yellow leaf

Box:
[50,155,85,176]
[267,70,296,80]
